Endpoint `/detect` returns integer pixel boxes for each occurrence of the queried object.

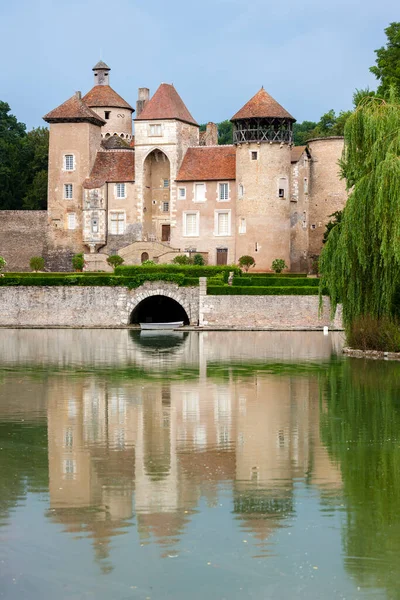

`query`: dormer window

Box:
[64,155,74,171]
[149,124,162,136]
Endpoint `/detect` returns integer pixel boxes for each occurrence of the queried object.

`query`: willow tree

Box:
[319,92,400,325]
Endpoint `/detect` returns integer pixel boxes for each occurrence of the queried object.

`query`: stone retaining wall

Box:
[0,283,342,329]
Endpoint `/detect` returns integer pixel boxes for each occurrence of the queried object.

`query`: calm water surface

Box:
[0,330,399,599]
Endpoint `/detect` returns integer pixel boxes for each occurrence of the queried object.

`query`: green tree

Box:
[292,120,317,145]
[319,92,400,325]
[217,120,233,145]
[322,210,343,244]
[370,22,400,99]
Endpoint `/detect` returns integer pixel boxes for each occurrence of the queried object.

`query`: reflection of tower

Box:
[46,379,136,572]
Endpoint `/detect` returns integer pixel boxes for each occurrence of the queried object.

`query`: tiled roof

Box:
[101,134,133,150]
[231,88,295,121]
[83,151,135,189]
[93,60,110,70]
[291,146,307,162]
[82,85,133,110]
[136,83,198,126]
[43,93,106,126]
[176,146,236,181]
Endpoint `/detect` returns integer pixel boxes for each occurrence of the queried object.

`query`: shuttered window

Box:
[110,212,125,234]
[217,211,230,236]
[67,213,76,230]
[184,212,199,236]
[194,183,206,202]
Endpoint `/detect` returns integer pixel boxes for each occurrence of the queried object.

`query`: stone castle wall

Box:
[0,282,343,330]
[0,211,47,271]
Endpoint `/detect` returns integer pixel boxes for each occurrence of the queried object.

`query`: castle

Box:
[1,61,348,272]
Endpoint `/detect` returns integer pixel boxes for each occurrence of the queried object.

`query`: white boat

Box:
[139,321,184,330]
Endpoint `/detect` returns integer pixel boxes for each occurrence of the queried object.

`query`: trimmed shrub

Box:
[141,260,156,266]
[193,253,205,266]
[72,253,84,272]
[106,255,124,269]
[0,257,6,274]
[240,272,307,278]
[29,257,45,272]
[172,255,192,265]
[207,286,320,296]
[271,259,288,274]
[238,255,255,272]
[346,315,400,352]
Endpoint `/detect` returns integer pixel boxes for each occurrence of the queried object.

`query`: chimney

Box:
[204,122,218,146]
[75,91,82,100]
[136,88,150,118]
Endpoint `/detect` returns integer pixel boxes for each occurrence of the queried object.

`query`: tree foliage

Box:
[0,102,48,210]
[199,120,233,145]
[319,92,400,325]
[370,22,400,99]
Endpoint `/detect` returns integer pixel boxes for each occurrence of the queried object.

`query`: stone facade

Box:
[0,211,47,271]
[2,63,348,273]
[0,283,342,330]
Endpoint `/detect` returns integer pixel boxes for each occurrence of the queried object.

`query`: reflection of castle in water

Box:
[45,371,342,568]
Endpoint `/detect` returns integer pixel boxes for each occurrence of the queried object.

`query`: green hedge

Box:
[232,277,319,287]
[4,272,113,277]
[0,273,187,288]
[207,286,321,296]
[240,272,308,278]
[115,265,241,279]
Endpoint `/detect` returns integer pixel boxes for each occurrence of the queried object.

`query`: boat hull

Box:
[139,321,184,330]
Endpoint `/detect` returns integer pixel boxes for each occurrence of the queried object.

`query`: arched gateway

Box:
[125,283,198,326]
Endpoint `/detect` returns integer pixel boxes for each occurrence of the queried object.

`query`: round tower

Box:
[231,88,295,271]
[82,61,134,141]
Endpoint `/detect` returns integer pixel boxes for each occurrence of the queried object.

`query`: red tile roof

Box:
[82,85,133,110]
[231,88,295,121]
[43,93,105,126]
[136,83,198,126]
[83,151,135,189]
[176,146,236,181]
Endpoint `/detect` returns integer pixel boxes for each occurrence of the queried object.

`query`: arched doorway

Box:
[130,295,190,325]
[141,252,149,263]
[143,149,171,241]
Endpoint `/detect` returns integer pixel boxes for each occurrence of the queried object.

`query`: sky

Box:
[1,0,399,130]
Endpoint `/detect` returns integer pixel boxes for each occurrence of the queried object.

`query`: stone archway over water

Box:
[130,295,189,325]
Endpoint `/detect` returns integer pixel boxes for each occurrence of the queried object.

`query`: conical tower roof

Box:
[93,60,110,70]
[83,85,133,110]
[135,83,198,126]
[43,93,105,126]
[231,88,295,121]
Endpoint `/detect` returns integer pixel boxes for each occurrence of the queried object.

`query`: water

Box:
[0,329,399,599]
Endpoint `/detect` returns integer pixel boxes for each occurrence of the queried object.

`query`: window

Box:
[278,177,288,199]
[215,210,230,236]
[184,212,199,236]
[115,183,126,198]
[239,217,246,234]
[110,212,125,234]
[304,177,309,195]
[251,151,258,160]
[162,201,169,212]
[238,184,244,198]
[64,183,73,199]
[219,183,229,201]
[194,183,206,202]
[64,155,74,171]
[163,179,169,188]
[178,187,186,199]
[67,213,76,230]
[64,428,73,449]
[63,458,76,479]
[104,111,110,120]
[149,124,162,136]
